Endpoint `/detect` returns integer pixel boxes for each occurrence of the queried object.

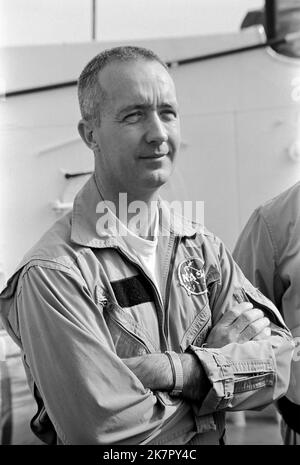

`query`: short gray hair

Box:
[77,46,168,125]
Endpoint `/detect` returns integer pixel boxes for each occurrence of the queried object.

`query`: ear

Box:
[78,119,98,151]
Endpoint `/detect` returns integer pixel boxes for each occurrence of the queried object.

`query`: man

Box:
[234,182,300,444]
[0,46,294,445]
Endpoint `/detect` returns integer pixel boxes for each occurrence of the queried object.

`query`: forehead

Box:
[97,59,177,107]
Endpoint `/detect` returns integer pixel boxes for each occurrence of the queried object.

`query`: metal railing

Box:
[4,30,300,98]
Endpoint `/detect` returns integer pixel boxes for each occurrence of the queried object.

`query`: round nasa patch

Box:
[178,258,207,296]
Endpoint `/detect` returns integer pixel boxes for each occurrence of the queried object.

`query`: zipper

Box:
[107,311,151,354]
[191,317,210,346]
[114,246,169,351]
[163,235,180,348]
[243,290,278,325]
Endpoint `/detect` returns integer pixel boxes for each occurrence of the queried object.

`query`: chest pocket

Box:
[180,304,212,351]
[103,302,159,358]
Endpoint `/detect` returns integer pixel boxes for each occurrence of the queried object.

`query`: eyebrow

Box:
[117,102,178,117]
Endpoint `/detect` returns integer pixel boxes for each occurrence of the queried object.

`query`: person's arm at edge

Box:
[233,208,300,409]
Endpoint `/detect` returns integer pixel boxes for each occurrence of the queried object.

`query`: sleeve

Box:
[188,233,294,416]
[233,208,300,406]
[13,264,183,445]
[233,208,278,305]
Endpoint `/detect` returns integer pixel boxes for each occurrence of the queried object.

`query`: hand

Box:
[206,302,271,348]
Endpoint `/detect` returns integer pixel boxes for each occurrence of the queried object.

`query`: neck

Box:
[94,174,159,239]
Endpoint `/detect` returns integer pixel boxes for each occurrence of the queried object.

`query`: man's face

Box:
[92,59,180,201]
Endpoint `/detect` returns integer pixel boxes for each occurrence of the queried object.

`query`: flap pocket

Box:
[234,279,287,329]
[180,304,212,351]
[103,302,158,357]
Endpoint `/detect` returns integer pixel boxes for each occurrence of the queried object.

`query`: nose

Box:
[145,112,168,144]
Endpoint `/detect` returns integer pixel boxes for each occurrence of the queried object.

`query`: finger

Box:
[220,302,253,325]
[252,325,272,341]
[240,317,270,342]
[230,308,265,333]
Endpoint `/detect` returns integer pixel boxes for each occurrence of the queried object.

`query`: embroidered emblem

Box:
[178,258,207,296]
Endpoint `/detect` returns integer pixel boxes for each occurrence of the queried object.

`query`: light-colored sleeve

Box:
[233,208,278,305]
[10,264,183,445]
[189,234,294,415]
[233,208,300,404]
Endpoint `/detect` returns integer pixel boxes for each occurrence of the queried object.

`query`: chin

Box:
[144,172,170,190]
[148,164,174,185]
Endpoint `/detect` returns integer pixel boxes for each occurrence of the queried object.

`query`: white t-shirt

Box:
[105,203,160,292]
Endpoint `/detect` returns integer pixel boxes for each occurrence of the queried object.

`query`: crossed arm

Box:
[123,302,271,403]
[9,264,292,444]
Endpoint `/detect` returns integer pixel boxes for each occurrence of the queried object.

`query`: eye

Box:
[160,109,177,121]
[123,111,143,123]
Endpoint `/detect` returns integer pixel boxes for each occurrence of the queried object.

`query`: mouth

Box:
[142,153,167,159]
[140,143,170,159]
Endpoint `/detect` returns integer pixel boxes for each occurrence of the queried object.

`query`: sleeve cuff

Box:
[189,345,235,415]
[189,342,277,415]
